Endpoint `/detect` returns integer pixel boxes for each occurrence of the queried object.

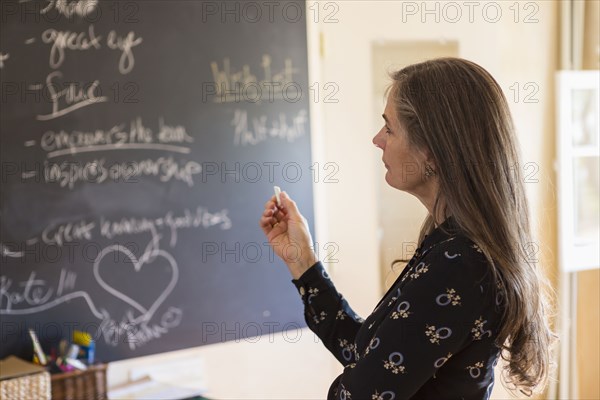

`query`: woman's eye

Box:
[385,126,392,135]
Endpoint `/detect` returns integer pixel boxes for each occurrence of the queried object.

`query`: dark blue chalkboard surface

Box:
[0,0,314,362]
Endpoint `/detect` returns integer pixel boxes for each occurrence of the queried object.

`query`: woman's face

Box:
[372,94,431,195]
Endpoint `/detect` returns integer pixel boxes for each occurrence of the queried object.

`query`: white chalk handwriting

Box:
[1,239,183,350]
[232,109,307,146]
[40,0,99,18]
[34,71,108,121]
[39,117,192,158]
[0,52,9,69]
[32,206,232,250]
[210,55,299,103]
[28,156,202,189]
[41,24,142,74]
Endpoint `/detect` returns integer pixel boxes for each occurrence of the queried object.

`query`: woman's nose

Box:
[373,128,384,149]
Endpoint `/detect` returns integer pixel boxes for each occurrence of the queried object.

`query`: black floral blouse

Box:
[291,216,505,400]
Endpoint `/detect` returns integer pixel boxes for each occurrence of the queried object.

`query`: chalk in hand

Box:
[274,186,281,207]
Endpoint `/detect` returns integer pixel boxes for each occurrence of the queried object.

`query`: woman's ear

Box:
[426,156,437,171]
[417,146,436,169]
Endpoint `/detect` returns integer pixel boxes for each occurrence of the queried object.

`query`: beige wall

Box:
[577,269,600,399]
[109,2,560,398]
[576,2,600,399]
[583,0,600,70]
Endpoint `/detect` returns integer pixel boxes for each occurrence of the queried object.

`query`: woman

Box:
[260,58,553,400]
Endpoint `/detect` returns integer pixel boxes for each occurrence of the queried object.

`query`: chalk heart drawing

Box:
[93,244,179,323]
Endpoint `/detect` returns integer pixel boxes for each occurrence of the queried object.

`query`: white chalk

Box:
[274,186,281,206]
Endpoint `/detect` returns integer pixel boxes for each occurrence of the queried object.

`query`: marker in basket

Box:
[28,329,47,365]
[65,357,88,371]
[274,186,282,207]
[73,330,95,364]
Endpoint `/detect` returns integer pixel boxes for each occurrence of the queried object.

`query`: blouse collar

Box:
[417,215,460,255]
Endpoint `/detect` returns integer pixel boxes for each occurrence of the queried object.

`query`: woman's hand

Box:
[259,191,318,279]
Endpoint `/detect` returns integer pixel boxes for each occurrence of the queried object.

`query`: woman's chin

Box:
[384,173,408,192]
[384,172,397,188]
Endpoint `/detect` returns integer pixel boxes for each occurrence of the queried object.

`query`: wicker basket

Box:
[51,364,107,400]
[0,371,51,400]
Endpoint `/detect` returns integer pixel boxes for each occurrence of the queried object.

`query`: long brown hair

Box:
[388,58,554,395]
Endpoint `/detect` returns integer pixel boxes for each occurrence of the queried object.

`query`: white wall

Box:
[109,2,559,398]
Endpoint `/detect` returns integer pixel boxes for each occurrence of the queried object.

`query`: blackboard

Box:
[0,0,315,362]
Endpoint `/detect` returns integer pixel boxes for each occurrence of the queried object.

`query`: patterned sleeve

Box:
[291,262,365,366]
[330,245,496,399]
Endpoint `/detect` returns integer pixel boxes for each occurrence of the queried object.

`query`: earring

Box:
[424,164,436,178]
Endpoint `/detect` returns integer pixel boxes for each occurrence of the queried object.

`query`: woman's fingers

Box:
[267,219,287,240]
[260,213,277,225]
[260,204,287,232]
[263,197,287,216]
[259,215,272,230]
[263,197,274,209]
[279,192,301,219]
[263,195,282,210]
[260,194,292,240]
